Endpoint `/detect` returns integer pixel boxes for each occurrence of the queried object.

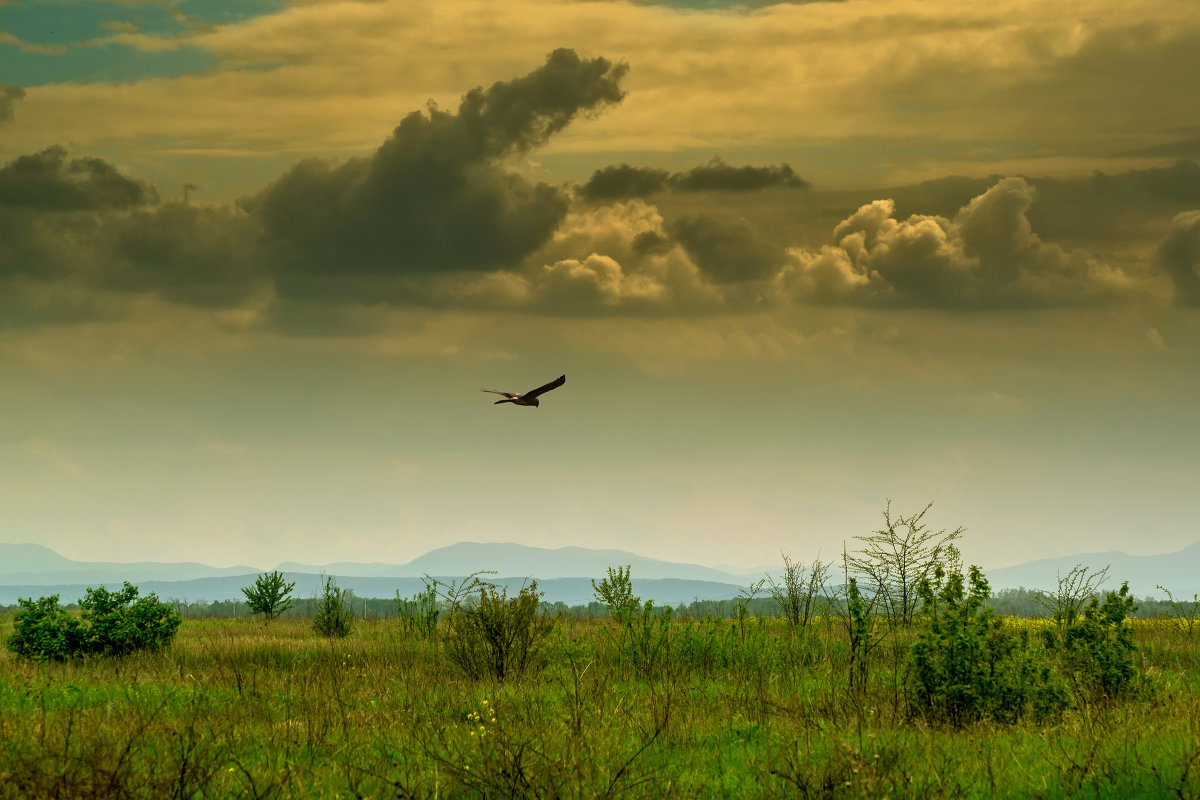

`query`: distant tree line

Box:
[2,587,1195,620]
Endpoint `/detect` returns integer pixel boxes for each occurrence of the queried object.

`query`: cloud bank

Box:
[0,50,1194,330]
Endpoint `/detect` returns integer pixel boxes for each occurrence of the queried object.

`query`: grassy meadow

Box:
[1,610,1199,799]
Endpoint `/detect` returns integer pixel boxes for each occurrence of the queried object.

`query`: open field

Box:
[1,613,1199,799]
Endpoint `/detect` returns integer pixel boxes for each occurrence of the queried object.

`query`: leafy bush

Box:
[79,583,182,657]
[445,581,554,681]
[312,576,354,638]
[242,571,296,621]
[6,582,181,661]
[1042,581,1140,701]
[907,566,1067,725]
[5,595,84,661]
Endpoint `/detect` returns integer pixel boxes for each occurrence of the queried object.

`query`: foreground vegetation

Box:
[1,609,1198,799]
[3,505,1198,798]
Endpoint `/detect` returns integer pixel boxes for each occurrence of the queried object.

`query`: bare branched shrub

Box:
[1035,564,1111,625]
[845,501,964,628]
[767,552,830,629]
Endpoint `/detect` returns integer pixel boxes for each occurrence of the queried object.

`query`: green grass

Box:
[1,613,1198,799]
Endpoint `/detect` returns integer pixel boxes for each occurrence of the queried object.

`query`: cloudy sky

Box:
[1,0,1198,573]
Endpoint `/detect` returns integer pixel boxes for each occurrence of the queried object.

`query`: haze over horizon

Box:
[1,0,1197,573]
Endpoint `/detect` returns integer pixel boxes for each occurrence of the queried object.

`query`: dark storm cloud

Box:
[0,146,158,211]
[579,157,809,201]
[250,49,627,298]
[98,203,265,309]
[0,144,256,307]
[671,158,809,192]
[0,83,24,124]
[578,164,670,201]
[1158,210,1200,306]
[0,147,157,283]
[669,214,786,283]
[0,208,87,280]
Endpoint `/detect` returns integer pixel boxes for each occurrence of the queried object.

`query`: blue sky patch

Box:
[0,41,214,86]
[0,0,286,86]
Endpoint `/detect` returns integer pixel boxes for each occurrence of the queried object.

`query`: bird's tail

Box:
[493,398,515,405]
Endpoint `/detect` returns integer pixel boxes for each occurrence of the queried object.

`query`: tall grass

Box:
[1,612,1198,798]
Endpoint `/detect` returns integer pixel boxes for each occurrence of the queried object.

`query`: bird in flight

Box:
[482,374,566,407]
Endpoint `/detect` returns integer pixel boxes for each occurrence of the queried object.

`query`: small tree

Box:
[242,571,296,622]
[312,575,353,638]
[845,500,964,628]
[592,565,640,624]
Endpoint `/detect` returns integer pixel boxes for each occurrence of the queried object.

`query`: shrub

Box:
[445,581,554,681]
[5,582,181,661]
[767,552,830,629]
[5,595,84,661]
[397,580,440,638]
[312,576,354,638]
[1036,564,1111,624]
[623,600,675,678]
[1042,581,1140,701]
[907,566,1067,726]
[79,583,182,657]
[846,501,964,628]
[242,571,296,621]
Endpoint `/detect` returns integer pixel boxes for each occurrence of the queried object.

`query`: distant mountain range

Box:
[984,542,1200,598]
[278,541,747,583]
[0,543,262,586]
[1,539,1197,606]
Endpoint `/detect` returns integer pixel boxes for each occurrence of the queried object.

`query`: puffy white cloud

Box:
[519,200,721,313]
[778,178,1143,307]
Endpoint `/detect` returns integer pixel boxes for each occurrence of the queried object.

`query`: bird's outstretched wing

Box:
[482,389,521,400]
[522,374,566,400]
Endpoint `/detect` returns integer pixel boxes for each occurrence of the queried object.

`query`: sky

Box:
[0,0,1198,573]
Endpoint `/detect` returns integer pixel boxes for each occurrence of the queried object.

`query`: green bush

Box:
[622,599,675,678]
[907,566,1067,726]
[445,581,553,681]
[1042,581,1140,701]
[79,583,182,656]
[312,576,354,638]
[5,595,84,661]
[5,582,181,661]
[396,580,440,638]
